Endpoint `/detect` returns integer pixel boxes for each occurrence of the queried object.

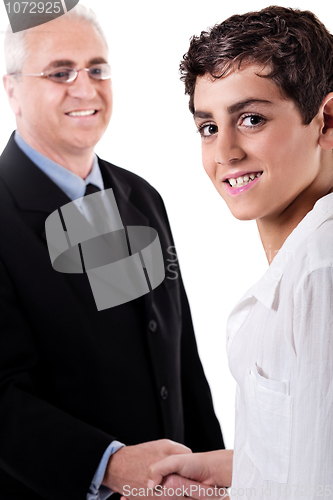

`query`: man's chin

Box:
[63,131,104,152]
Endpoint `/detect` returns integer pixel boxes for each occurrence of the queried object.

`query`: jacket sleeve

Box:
[0,256,114,500]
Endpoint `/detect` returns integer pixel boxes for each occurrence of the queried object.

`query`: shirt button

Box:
[160,386,168,400]
[148,320,157,332]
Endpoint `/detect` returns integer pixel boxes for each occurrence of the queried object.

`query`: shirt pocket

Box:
[243,363,293,483]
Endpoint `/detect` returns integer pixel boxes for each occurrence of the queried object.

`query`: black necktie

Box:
[82,183,110,233]
[85,183,101,196]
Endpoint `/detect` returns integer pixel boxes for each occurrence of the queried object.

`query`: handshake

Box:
[102,439,233,500]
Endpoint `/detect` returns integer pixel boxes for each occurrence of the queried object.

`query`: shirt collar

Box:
[14,130,104,201]
[243,192,333,309]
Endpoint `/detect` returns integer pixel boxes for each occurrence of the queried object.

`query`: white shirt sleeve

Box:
[291,266,333,496]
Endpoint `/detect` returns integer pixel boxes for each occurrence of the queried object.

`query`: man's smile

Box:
[65,109,99,117]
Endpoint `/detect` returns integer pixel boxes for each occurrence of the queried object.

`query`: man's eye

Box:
[90,67,102,75]
[53,71,69,78]
[48,68,72,81]
[198,124,218,137]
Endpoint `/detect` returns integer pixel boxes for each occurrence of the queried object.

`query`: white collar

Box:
[239,192,333,310]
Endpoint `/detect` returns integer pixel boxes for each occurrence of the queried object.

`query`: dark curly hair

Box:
[180,6,333,124]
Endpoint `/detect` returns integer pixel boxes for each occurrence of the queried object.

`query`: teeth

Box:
[227,172,262,187]
[67,110,96,117]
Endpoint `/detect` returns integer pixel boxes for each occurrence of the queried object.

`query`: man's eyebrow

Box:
[44,60,76,70]
[43,57,108,71]
[88,57,108,65]
[227,99,273,114]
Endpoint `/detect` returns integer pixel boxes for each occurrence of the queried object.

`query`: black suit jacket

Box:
[0,134,224,500]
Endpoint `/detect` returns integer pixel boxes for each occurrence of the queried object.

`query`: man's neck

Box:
[17,130,94,179]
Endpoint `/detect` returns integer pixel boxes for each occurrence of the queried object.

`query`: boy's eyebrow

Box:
[227,98,273,114]
[193,111,213,119]
[194,99,273,120]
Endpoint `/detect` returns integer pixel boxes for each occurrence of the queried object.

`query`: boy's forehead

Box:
[195,62,271,89]
[193,64,286,111]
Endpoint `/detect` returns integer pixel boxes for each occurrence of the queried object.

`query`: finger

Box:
[163,439,192,455]
[148,455,191,487]
[162,475,229,500]
[185,484,229,500]
[173,444,192,455]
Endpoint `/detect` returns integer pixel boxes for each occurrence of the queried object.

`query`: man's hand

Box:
[148,449,233,495]
[102,439,192,498]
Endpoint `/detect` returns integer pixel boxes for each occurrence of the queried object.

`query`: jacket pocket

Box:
[244,363,293,483]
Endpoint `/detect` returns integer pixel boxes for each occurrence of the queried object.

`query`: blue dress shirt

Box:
[14,131,105,198]
[14,131,125,500]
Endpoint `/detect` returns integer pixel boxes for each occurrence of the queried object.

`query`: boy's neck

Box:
[257,187,333,265]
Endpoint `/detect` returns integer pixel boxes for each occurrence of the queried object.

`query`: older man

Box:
[0,5,223,500]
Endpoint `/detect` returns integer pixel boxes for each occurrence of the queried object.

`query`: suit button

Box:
[160,386,168,400]
[148,320,157,332]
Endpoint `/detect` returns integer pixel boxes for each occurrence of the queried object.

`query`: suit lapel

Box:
[0,136,151,229]
[0,136,155,313]
[0,133,71,215]
[98,158,153,315]
[98,157,150,228]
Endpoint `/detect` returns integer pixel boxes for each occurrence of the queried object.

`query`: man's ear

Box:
[3,74,21,116]
[319,93,333,150]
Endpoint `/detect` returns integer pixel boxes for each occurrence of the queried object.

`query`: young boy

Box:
[148,6,333,499]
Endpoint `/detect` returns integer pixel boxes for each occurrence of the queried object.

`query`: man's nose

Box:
[215,127,245,165]
[67,70,97,100]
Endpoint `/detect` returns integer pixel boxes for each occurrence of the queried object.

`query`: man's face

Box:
[193,64,331,223]
[9,17,112,159]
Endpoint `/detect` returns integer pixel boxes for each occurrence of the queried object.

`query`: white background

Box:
[0,0,332,449]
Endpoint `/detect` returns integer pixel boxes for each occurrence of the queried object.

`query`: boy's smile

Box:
[193,64,333,229]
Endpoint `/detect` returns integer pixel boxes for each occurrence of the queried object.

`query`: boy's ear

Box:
[319,93,333,150]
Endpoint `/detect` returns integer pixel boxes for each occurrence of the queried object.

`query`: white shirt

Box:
[227,192,333,499]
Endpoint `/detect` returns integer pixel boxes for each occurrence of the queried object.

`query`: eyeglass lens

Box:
[46,64,111,83]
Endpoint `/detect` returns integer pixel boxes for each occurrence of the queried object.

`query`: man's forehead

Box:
[26,15,87,36]
[23,18,108,68]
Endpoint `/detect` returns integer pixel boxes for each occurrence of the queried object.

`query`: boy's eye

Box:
[199,124,218,137]
[241,115,264,127]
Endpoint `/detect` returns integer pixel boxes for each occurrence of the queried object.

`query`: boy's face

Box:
[193,64,331,222]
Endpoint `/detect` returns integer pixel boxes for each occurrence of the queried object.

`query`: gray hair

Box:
[4,4,108,75]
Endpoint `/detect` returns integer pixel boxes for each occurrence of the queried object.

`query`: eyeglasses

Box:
[10,63,112,84]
